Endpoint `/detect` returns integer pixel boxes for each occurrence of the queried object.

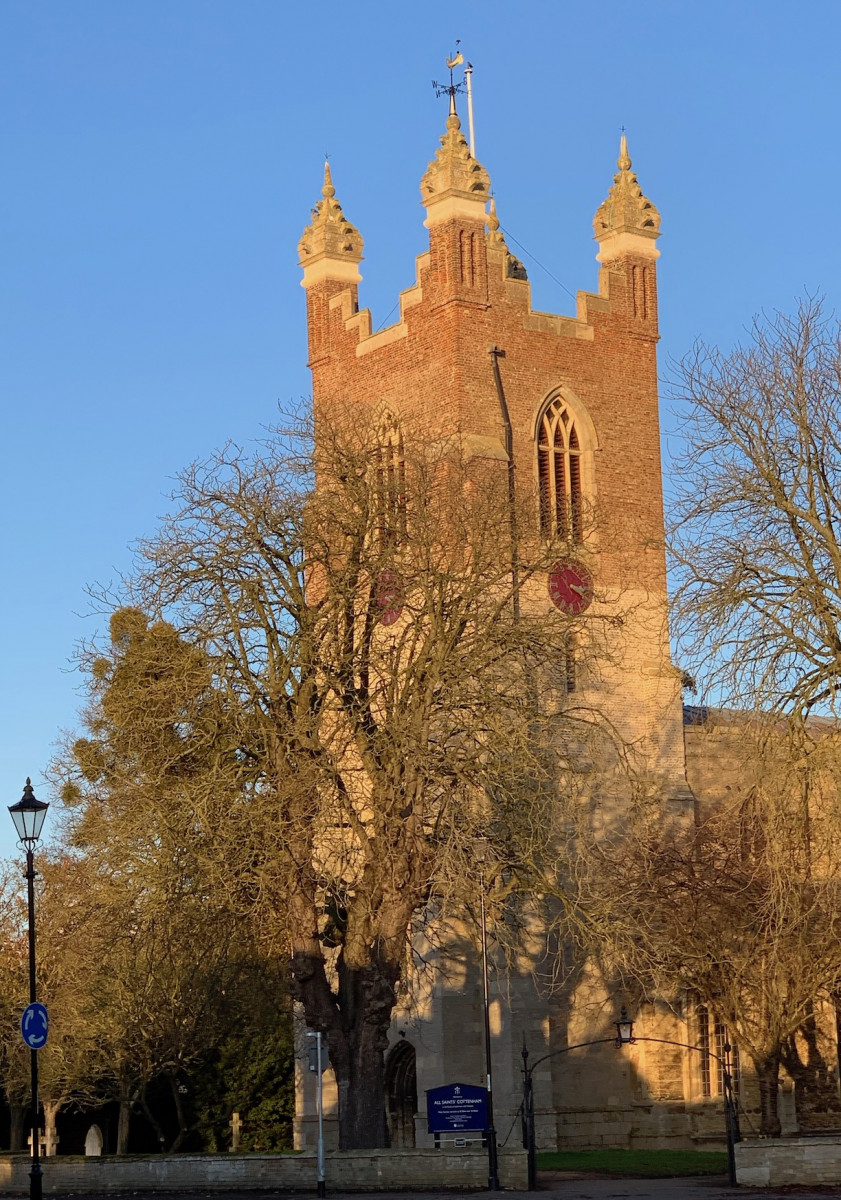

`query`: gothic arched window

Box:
[374,415,406,548]
[537,396,583,542]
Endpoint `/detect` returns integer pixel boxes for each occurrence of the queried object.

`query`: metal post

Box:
[480,884,500,1190]
[26,849,41,1200]
[316,1032,326,1198]
[722,1041,739,1188]
[464,63,475,157]
[521,1042,536,1191]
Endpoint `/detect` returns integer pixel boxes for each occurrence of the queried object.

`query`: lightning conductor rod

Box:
[465,61,475,156]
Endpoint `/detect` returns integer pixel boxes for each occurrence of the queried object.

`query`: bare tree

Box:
[670,296,841,717]
[562,714,841,1135]
[59,413,602,1148]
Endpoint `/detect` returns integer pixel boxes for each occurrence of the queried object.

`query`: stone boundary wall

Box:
[736,1136,841,1187]
[0,1149,528,1193]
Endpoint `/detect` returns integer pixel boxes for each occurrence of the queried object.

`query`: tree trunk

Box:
[9,1101,26,1152]
[335,964,394,1149]
[292,948,400,1150]
[781,1010,841,1129]
[168,1072,192,1153]
[116,1078,134,1155]
[754,1051,782,1137]
[139,1082,167,1152]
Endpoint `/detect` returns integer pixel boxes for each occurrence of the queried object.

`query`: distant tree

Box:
[0,864,33,1149]
[670,296,841,718]
[58,412,603,1148]
[189,960,294,1152]
[0,856,108,1154]
[56,616,250,1153]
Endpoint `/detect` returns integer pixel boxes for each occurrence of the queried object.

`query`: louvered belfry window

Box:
[538,397,582,541]
[374,417,406,548]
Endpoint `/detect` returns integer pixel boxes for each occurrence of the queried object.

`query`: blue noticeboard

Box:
[426,1083,488,1133]
[21,1003,48,1049]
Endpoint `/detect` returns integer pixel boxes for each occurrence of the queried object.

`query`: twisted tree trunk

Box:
[753,1051,782,1137]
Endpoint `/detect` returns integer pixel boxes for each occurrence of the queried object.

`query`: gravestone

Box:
[84,1124,103,1156]
[230,1111,241,1153]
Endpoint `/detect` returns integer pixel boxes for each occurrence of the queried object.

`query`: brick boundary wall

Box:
[735,1137,841,1187]
[0,1148,527,1193]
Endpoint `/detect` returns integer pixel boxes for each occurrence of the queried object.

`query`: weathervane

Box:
[432,41,476,156]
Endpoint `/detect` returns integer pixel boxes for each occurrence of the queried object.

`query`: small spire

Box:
[487,196,502,242]
[420,109,490,210]
[593,133,660,246]
[299,161,363,268]
[485,196,527,280]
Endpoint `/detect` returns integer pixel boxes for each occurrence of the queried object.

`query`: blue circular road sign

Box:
[21,1002,48,1049]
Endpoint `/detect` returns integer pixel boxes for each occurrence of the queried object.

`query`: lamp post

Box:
[472,839,500,1191]
[612,1009,740,1189]
[478,874,500,1190]
[521,1006,741,1191]
[8,779,49,1200]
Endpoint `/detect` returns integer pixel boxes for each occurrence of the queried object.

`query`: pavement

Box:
[3,1180,839,1200]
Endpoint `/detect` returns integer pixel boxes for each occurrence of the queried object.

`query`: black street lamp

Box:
[614,1006,635,1047]
[9,779,49,1200]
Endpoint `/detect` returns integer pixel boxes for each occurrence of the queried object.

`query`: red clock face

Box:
[375,570,404,626]
[548,560,593,615]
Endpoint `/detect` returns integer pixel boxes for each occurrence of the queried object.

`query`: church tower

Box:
[297,99,696,1151]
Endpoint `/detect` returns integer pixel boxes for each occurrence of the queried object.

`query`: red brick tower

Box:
[299,115,690,809]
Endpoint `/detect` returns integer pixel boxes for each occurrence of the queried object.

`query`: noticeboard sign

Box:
[426,1083,488,1133]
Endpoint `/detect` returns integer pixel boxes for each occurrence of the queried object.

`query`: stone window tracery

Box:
[374,415,406,548]
[698,1005,740,1099]
[537,396,583,542]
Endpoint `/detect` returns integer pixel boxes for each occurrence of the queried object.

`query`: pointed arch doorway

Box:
[385,1039,417,1148]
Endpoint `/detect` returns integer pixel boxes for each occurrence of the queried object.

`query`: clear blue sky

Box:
[2,0,839,858]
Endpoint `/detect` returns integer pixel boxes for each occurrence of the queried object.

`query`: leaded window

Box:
[537,397,582,542]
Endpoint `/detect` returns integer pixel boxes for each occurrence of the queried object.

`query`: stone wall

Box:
[0,1148,527,1193]
[736,1136,841,1186]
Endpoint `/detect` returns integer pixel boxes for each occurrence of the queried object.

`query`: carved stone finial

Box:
[593,134,661,256]
[485,197,527,280]
[298,161,363,269]
[420,110,490,223]
[486,196,505,247]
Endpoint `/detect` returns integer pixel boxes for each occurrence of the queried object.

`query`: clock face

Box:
[375,570,404,626]
[548,560,593,615]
